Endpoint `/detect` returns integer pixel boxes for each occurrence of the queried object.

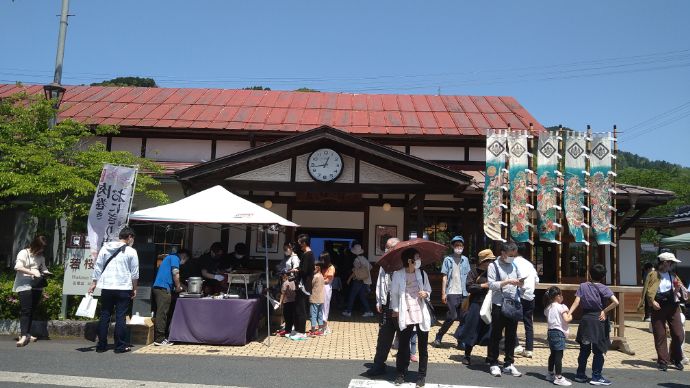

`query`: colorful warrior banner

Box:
[484,129,508,241]
[564,133,587,243]
[508,132,531,242]
[537,132,560,242]
[590,134,613,245]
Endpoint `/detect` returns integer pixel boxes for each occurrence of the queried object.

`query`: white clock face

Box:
[308,148,343,182]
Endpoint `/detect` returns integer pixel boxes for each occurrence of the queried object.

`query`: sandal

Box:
[16,336,30,347]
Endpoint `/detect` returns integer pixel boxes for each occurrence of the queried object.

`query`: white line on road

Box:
[349,379,496,388]
[0,371,246,388]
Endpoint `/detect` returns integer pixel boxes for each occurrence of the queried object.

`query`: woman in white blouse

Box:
[13,235,50,347]
[390,248,432,387]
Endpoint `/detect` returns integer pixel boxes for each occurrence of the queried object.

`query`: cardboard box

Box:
[126,316,154,345]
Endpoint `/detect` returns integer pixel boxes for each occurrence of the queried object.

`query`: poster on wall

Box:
[256,228,279,253]
[375,225,397,256]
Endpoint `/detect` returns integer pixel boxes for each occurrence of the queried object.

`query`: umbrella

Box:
[376,238,447,273]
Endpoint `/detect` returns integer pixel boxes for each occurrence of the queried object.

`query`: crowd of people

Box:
[11,229,689,387]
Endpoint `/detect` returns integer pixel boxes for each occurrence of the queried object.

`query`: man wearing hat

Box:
[432,236,470,348]
[642,251,687,371]
[343,243,374,318]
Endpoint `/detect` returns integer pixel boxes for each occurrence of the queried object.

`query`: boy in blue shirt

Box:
[153,249,190,346]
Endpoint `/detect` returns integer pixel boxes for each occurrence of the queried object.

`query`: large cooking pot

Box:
[186,277,203,294]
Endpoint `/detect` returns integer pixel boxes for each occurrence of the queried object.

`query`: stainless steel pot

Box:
[186,277,203,294]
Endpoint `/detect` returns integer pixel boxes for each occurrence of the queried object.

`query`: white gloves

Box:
[214,274,225,282]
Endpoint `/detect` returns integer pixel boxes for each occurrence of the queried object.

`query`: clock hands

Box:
[316,157,330,168]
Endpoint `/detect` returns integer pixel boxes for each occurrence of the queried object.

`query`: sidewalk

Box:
[135,317,684,371]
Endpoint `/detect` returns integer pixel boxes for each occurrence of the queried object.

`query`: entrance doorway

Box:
[295,228,363,259]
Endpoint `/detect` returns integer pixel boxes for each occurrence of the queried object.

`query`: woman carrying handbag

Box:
[13,235,51,347]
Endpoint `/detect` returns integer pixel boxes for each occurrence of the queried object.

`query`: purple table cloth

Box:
[169,298,261,345]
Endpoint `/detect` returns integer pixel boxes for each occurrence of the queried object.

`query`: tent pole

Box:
[264,225,271,346]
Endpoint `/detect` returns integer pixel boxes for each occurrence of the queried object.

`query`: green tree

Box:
[294,87,320,92]
[242,86,271,91]
[0,93,168,260]
[91,77,157,87]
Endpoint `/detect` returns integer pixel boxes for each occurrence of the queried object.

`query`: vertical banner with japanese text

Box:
[537,132,560,242]
[508,132,530,243]
[565,133,587,243]
[590,134,613,245]
[483,129,508,241]
[87,164,137,258]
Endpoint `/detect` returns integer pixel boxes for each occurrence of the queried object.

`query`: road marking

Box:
[0,371,246,388]
[349,379,495,388]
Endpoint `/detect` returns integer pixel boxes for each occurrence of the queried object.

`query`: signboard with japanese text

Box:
[62,248,101,296]
[87,164,137,258]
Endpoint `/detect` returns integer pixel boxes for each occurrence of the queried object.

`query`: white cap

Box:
[658,252,681,263]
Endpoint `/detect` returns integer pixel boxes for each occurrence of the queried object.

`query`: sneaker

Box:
[341,311,352,317]
[573,374,589,383]
[588,376,611,386]
[514,345,524,354]
[153,339,174,346]
[546,372,555,382]
[288,333,308,341]
[657,363,668,372]
[410,354,418,362]
[554,376,572,386]
[431,338,442,348]
[522,350,533,358]
[643,317,651,322]
[502,364,522,377]
[461,356,471,365]
[490,365,502,377]
[416,376,425,387]
[395,373,405,385]
[324,327,332,335]
[673,361,684,370]
[363,312,374,317]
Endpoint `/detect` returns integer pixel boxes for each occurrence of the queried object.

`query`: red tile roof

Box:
[0,84,544,136]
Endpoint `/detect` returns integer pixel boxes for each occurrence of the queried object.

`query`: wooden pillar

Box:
[416,194,426,239]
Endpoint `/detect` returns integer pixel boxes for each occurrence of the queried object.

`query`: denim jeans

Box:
[98,289,131,351]
[346,279,371,313]
[310,303,324,328]
[577,343,605,378]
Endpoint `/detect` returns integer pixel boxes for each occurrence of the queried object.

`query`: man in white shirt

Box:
[88,227,139,354]
[511,244,539,358]
[366,237,400,377]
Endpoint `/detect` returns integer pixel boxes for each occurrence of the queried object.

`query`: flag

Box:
[564,132,587,243]
[537,132,560,242]
[508,132,531,242]
[87,164,138,257]
[483,129,508,241]
[590,134,613,245]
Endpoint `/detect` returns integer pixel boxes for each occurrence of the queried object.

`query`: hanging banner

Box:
[590,134,613,245]
[537,132,559,242]
[87,164,138,258]
[564,133,586,243]
[508,132,530,242]
[483,129,507,241]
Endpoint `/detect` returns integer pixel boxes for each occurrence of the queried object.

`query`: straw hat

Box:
[478,249,496,263]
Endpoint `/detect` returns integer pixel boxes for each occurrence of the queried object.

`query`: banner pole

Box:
[125,165,139,226]
[264,225,271,346]
[585,126,592,278]
[612,126,619,285]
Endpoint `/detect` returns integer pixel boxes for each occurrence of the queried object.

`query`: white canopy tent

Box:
[129,185,298,345]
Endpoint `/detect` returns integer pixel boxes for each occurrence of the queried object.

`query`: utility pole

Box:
[53,0,70,84]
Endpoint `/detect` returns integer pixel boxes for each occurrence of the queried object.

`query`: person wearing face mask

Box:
[432,235,470,348]
[88,226,139,354]
[642,252,687,372]
[511,244,539,358]
[283,242,300,274]
[152,248,190,346]
[13,235,50,347]
[390,248,432,387]
[486,241,524,378]
[366,237,401,377]
[229,242,249,269]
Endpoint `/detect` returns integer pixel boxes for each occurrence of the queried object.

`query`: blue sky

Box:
[1,1,689,166]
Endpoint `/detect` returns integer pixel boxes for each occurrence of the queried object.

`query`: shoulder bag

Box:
[494,261,523,321]
[26,249,48,289]
[420,270,438,324]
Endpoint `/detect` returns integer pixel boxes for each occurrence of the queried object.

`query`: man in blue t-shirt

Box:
[152,249,189,346]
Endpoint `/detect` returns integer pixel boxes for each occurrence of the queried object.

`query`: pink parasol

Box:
[376,238,447,273]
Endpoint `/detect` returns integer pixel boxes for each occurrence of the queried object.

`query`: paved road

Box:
[0,337,687,388]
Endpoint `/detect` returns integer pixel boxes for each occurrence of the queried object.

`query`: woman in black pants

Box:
[290,234,314,340]
[13,236,50,347]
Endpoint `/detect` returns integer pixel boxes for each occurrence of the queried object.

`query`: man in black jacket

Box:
[288,234,314,340]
